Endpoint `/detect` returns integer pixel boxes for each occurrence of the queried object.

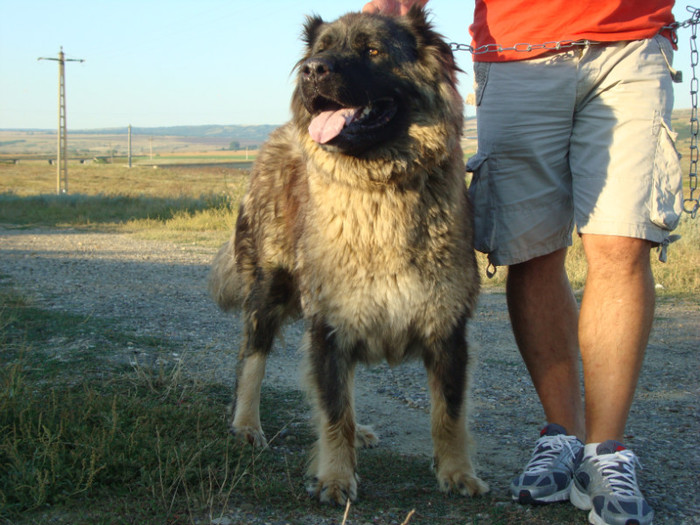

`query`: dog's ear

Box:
[293,14,325,78]
[403,5,460,82]
[302,14,325,48]
[404,4,432,38]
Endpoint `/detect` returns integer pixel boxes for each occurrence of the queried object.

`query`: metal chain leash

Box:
[450,39,602,55]
[451,6,700,217]
[684,6,700,217]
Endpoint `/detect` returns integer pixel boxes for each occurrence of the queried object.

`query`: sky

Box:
[1,1,698,129]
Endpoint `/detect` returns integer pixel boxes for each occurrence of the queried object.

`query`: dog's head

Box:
[292,7,460,157]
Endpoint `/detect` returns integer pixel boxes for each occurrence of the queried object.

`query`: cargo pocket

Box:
[473,62,491,107]
[655,34,683,83]
[650,120,683,231]
[466,152,497,255]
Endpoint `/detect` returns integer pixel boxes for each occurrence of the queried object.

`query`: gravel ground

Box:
[1,227,698,524]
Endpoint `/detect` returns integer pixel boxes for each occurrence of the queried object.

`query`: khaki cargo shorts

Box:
[467,35,684,267]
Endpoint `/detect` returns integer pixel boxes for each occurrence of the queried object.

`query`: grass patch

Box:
[0,193,230,228]
[0,163,248,198]
[0,163,247,246]
[652,215,700,295]
[0,288,591,524]
[123,198,239,246]
[0,287,309,523]
[0,359,307,523]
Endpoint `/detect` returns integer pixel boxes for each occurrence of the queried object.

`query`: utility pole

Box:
[128,124,132,168]
[38,47,85,195]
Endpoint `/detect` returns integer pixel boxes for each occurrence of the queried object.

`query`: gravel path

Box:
[1,227,698,524]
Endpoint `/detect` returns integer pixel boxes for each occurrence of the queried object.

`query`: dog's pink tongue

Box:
[308,108,358,144]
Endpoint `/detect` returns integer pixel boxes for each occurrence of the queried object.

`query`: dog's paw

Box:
[307,474,358,505]
[436,468,489,497]
[230,424,267,448]
[355,424,379,449]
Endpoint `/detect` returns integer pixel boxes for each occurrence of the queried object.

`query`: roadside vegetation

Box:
[0,160,698,295]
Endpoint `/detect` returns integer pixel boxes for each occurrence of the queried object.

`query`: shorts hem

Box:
[577,220,671,244]
[485,236,573,267]
[482,220,673,267]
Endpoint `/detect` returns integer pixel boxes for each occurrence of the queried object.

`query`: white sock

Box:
[584,443,600,458]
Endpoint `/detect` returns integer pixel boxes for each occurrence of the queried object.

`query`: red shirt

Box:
[469,0,676,62]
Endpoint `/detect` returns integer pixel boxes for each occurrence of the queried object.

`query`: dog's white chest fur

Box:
[298,176,430,361]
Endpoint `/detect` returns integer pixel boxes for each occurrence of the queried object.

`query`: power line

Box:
[38,47,85,195]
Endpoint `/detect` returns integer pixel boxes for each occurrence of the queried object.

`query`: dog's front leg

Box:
[304,318,359,505]
[423,316,489,497]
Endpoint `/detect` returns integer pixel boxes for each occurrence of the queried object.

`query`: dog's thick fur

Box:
[209,7,488,504]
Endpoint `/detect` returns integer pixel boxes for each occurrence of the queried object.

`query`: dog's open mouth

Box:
[308,97,398,145]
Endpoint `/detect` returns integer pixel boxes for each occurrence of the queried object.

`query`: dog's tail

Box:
[208,240,246,311]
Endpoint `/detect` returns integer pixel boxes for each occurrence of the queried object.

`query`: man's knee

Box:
[582,234,653,275]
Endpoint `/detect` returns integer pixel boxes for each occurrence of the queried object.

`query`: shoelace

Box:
[592,450,643,497]
[524,434,580,474]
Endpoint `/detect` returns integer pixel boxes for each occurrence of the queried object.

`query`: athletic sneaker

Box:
[510,423,584,504]
[570,440,654,525]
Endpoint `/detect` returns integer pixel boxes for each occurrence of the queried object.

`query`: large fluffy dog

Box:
[209,7,488,504]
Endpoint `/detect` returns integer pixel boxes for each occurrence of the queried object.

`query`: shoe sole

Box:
[512,486,572,505]
[571,483,649,525]
[570,483,592,510]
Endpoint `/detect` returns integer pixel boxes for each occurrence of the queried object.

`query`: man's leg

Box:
[507,248,586,504]
[570,235,656,525]
[507,235,655,443]
[578,234,655,443]
[506,247,585,439]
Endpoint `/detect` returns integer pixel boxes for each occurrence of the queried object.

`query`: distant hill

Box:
[79,124,280,142]
[2,109,692,144]
[0,124,280,143]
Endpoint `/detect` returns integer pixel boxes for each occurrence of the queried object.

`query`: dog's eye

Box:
[367,48,380,58]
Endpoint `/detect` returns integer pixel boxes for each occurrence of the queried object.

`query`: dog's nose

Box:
[301,57,333,83]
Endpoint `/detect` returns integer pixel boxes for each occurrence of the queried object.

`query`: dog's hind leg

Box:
[423,316,489,497]
[232,350,268,447]
[231,269,297,447]
[304,319,360,504]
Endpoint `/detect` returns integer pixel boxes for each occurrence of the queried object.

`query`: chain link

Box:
[685,6,700,217]
[452,6,700,217]
[450,39,602,55]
